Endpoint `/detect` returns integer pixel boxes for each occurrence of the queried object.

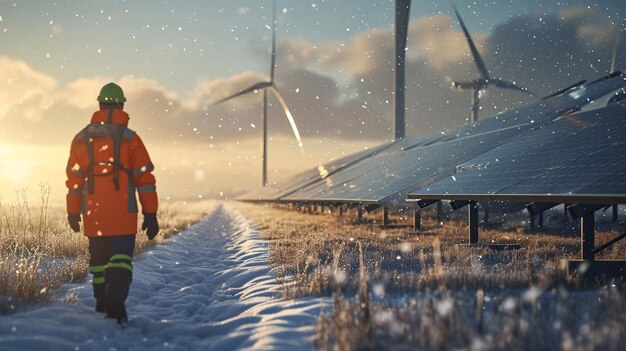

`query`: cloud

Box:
[1,6,624,148]
[0,56,57,121]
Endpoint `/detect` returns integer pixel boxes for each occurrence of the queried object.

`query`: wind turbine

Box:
[449,1,533,124]
[394,0,411,140]
[607,25,625,105]
[212,1,304,187]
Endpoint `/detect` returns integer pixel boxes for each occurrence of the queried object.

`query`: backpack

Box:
[77,109,135,195]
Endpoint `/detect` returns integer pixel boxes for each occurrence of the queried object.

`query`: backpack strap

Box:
[84,135,96,195]
[112,125,125,191]
[107,108,114,124]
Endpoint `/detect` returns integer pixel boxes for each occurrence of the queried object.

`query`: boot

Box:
[93,284,106,313]
[104,267,132,322]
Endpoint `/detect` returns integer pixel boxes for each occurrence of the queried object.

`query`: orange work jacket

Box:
[65,109,158,237]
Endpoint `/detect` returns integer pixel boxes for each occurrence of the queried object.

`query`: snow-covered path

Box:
[0,204,328,351]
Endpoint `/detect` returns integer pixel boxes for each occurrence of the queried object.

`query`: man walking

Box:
[65,82,159,323]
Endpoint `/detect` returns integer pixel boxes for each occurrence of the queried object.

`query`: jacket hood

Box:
[91,109,130,127]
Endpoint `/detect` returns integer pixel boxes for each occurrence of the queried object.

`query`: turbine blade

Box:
[211,81,273,105]
[269,86,305,151]
[270,0,277,82]
[451,1,490,80]
[611,26,619,73]
[491,78,533,96]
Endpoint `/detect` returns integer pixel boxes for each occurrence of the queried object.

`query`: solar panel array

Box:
[238,73,626,207]
[408,102,626,204]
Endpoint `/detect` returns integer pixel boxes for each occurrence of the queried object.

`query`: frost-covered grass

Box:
[234,203,626,351]
[0,186,214,314]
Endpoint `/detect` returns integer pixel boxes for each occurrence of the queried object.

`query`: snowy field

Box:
[0,204,329,351]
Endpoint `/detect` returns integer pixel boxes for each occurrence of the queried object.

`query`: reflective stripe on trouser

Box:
[107,254,133,272]
[90,264,106,285]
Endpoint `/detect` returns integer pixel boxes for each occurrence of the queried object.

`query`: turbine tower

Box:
[394,0,411,140]
[449,1,532,124]
[212,1,303,187]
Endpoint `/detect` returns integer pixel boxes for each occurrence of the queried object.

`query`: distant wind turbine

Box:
[607,24,625,105]
[449,1,533,124]
[394,0,411,140]
[212,1,304,187]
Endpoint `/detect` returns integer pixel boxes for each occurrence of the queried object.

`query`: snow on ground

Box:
[0,204,329,351]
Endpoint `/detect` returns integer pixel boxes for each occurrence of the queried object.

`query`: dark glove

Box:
[68,213,81,233]
[142,213,159,240]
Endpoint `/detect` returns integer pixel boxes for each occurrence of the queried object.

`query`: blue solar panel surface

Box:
[285,124,535,204]
[408,103,626,204]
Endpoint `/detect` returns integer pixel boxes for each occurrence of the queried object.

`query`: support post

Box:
[382,207,389,227]
[339,206,344,217]
[469,201,479,244]
[262,89,268,187]
[413,207,421,231]
[581,212,595,260]
[357,207,364,224]
[470,88,480,124]
[612,204,618,222]
[436,201,443,223]
[538,212,544,228]
[529,212,536,229]
[483,206,490,225]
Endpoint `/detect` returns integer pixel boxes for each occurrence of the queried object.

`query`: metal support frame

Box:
[612,204,618,222]
[436,201,444,222]
[468,201,479,244]
[417,199,439,208]
[357,207,364,223]
[568,203,605,219]
[413,207,421,231]
[483,205,490,225]
[528,212,535,229]
[365,204,381,212]
[450,200,470,210]
[593,232,626,256]
[526,202,559,217]
[382,207,389,226]
[581,212,595,260]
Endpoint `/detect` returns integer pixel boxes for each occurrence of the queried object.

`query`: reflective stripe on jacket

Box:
[66,109,158,237]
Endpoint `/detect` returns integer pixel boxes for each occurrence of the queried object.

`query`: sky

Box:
[1,0,625,203]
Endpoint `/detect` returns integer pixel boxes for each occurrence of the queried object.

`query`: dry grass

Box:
[0,186,214,314]
[233,202,626,351]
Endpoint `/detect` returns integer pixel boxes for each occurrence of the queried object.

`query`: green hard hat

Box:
[97,82,127,103]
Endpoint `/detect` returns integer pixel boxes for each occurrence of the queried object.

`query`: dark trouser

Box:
[88,235,135,321]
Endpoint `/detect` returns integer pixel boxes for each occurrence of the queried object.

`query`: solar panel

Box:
[284,124,539,204]
[408,103,626,204]
[237,140,397,201]
[283,75,626,205]
[241,73,626,206]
